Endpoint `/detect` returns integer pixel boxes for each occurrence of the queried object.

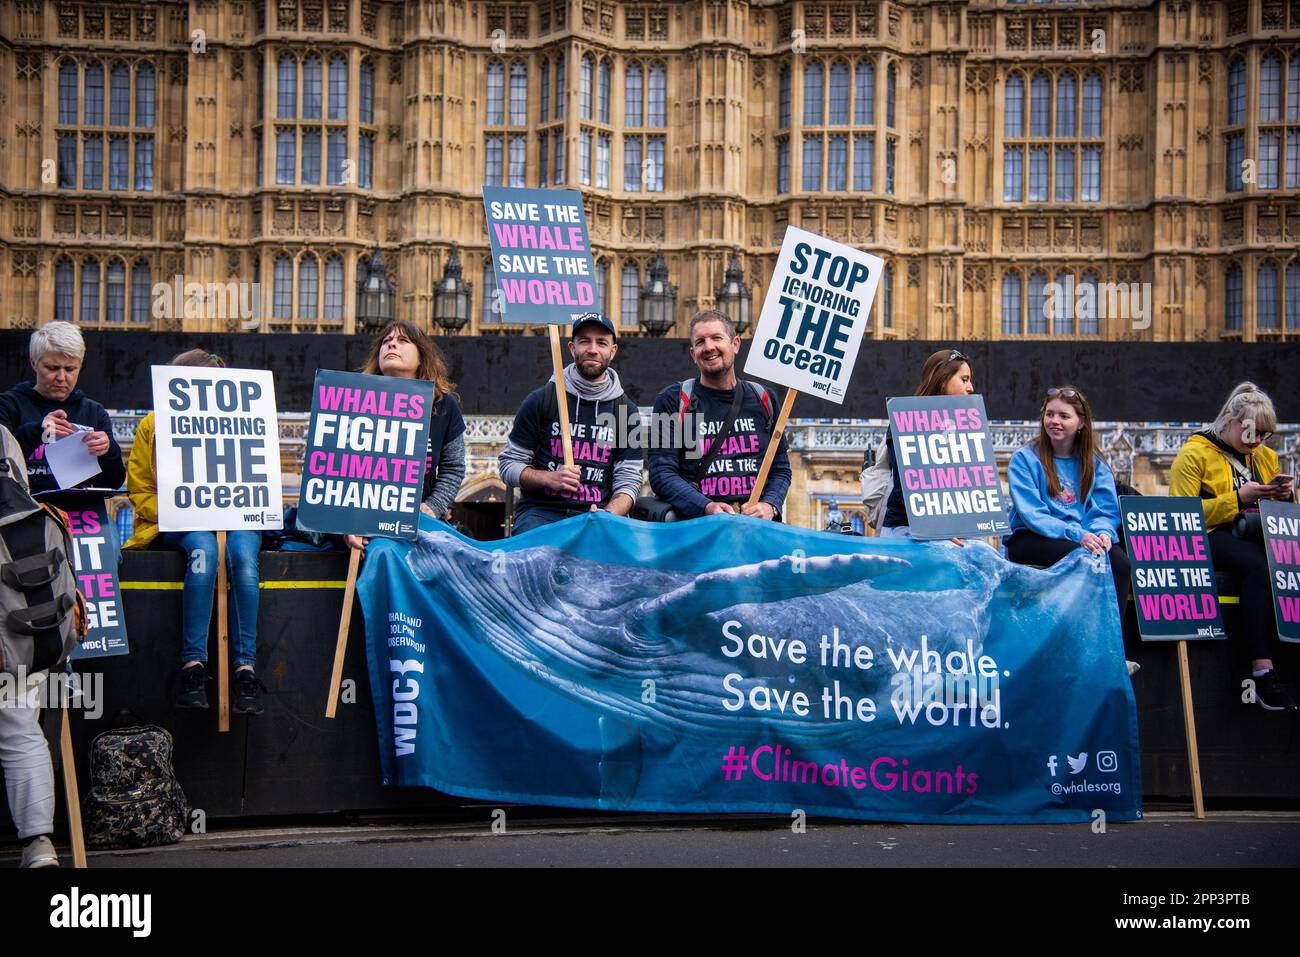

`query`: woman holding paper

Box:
[876,348,975,541]
[344,320,466,551]
[124,350,267,716]
[1169,382,1296,711]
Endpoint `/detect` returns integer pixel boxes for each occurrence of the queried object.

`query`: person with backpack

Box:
[0,425,78,868]
[868,349,975,539]
[0,321,125,497]
[1169,382,1296,711]
[648,310,790,521]
[343,320,466,548]
[498,313,643,534]
[123,351,268,716]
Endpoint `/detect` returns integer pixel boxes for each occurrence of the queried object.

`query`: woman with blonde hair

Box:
[1170,382,1296,711]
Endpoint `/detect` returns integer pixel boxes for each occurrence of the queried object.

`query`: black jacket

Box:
[0,381,125,495]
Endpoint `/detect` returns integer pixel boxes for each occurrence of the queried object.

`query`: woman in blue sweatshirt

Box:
[1005,386,1131,623]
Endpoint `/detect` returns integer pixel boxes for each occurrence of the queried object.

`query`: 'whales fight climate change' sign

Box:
[744,226,883,403]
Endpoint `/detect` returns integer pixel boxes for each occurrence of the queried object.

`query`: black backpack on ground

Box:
[82,717,190,850]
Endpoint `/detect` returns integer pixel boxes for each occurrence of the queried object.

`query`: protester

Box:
[0,426,59,868]
[1004,386,1138,673]
[648,310,790,520]
[1169,382,1296,711]
[0,321,124,496]
[876,349,975,540]
[124,350,267,715]
[344,320,465,549]
[498,313,642,533]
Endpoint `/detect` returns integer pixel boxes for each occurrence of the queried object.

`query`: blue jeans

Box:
[512,505,575,535]
[156,531,261,669]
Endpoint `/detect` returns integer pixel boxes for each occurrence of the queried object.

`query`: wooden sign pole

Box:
[548,324,575,467]
[216,530,230,733]
[1176,639,1206,819]
[744,390,798,510]
[58,703,87,868]
[325,545,363,718]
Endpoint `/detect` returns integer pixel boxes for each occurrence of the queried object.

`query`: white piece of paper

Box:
[46,429,102,489]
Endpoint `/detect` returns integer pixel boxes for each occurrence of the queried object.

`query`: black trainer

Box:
[233,670,266,716]
[176,663,208,710]
[1254,670,1298,712]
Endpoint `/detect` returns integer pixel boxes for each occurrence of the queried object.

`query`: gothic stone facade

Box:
[1,0,1298,340]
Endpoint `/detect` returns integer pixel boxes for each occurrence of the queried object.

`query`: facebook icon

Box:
[1046,755,1058,777]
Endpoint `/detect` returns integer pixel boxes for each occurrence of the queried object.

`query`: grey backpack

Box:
[83,721,190,849]
[0,426,84,677]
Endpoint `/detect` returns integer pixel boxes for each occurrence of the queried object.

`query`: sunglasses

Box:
[1046,387,1080,399]
[947,350,969,364]
[209,353,227,368]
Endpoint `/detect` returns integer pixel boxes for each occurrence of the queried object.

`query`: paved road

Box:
[10,809,1298,868]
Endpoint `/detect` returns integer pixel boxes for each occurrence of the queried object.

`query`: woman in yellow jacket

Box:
[125,350,265,715]
[1169,382,1296,711]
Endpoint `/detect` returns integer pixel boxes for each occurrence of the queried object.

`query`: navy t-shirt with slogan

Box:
[508,386,641,510]
[422,393,466,503]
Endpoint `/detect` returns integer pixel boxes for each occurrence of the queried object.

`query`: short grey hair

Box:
[29,321,86,364]
[1212,381,1278,438]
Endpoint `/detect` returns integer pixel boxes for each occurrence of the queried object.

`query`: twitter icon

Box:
[1067,752,1088,775]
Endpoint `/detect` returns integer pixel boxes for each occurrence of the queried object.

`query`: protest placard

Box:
[886,395,1009,540]
[1260,499,1300,644]
[1120,496,1224,641]
[65,496,128,660]
[151,366,283,533]
[743,226,882,404]
[297,370,434,540]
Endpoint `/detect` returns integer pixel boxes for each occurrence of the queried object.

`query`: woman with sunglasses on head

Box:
[1169,382,1296,712]
[124,350,269,715]
[343,320,465,552]
[1005,387,1136,668]
[876,349,975,541]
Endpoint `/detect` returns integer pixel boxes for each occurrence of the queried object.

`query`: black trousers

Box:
[1005,530,1131,620]
[1206,527,1274,663]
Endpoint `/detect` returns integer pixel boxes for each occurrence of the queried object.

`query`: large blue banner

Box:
[359,513,1142,824]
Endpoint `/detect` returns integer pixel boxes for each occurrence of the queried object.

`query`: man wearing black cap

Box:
[498,313,644,534]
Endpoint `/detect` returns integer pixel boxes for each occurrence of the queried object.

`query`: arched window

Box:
[273,255,292,319]
[854,60,874,124]
[598,59,611,124]
[110,63,130,125]
[85,62,104,125]
[324,256,344,320]
[1224,264,1242,331]
[778,65,791,128]
[486,61,504,124]
[80,260,100,323]
[621,264,639,327]
[1055,73,1076,136]
[1030,73,1051,136]
[136,63,155,128]
[886,62,896,128]
[328,56,348,120]
[55,258,75,323]
[540,60,550,124]
[1257,262,1279,329]
[303,56,322,118]
[1027,271,1048,334]
[1260,54,1282,121]
[59,60,78,124]
[803,62,824,125]
[131,261,151,324]
[882,264,893,328]
[1004,74,1025,138]
[626,63,643,126]
[278,56,297,118]
[1227,58,1245,124]
[360,59,374,124]
[481,260,499,325]
[1053,271,1074,335]
[510,61,528,126]
[1002,271,1023,334]
[1078,270,1100,335]
[1286,261,1300,328]
[1081,72,1102,136]
[829,62,850,125]
[648,63,666,127]
[581,54,594,119]
[105,260,125,324]
[299,255,319,320]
